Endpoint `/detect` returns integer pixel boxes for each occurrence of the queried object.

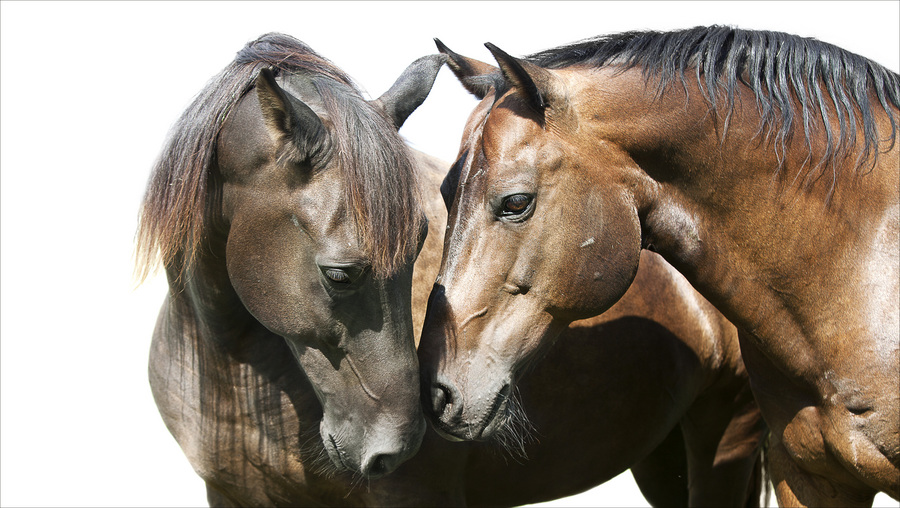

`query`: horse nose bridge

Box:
[337,336,419,401]
[435,255,494,311]
[419,283,460,363]
[425,285,495,348]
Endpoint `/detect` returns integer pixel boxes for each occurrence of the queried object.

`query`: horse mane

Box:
[526,25,900,192]
[136,33,422,283]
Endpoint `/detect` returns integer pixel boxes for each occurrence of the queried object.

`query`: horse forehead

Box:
[294,174,360,237]
[479,105,557,176]
[482,106,529,147]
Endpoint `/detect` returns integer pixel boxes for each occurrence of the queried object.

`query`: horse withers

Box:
[420,28,899,507]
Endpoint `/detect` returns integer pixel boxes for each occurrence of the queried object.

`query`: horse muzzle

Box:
[423,373,512,442]
[321,412,426,479]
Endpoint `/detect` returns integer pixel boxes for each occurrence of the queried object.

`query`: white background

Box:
[1,2,897,506]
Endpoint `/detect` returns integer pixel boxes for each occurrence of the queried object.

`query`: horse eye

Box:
[501,194,532,215]
[324,268,351,284]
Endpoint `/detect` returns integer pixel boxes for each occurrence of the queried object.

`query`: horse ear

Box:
[434,38,497,99]
[255,67,329,158]
[484,42,564,115]
[373,54,447,130]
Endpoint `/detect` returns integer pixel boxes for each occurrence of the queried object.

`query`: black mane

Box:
[528,26,900,186]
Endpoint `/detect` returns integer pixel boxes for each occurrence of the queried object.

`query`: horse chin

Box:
[429,423,468,442]
[430,416,508,444]
[480,400,512,441]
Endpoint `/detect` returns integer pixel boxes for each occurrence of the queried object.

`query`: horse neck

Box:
[591,68,899,374]
[156,233,258,392]
[151,234,321,488]
[167,228,252,345]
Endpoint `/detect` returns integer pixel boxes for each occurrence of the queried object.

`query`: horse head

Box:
[419,42,643,441]
[215,53,445,477]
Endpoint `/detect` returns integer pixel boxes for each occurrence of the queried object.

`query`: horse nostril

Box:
[369,454,388,476]
[362,452,399,478]
[432,383,454,417]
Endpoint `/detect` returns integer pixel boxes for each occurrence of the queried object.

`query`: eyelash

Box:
[323,268,351,284]
[501,194,531,215]
[319,265,369,292]
[497,193,534,221]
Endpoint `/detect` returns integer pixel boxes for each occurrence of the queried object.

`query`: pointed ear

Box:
[434,38,497,99]
[484,42,565,116]
[255,67,329,159]
[373,54,447,130]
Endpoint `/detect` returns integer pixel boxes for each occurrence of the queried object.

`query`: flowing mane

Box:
[526,26,900,189]
[136,33,422,283]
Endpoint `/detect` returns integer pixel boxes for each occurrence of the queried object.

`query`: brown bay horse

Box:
[420,42,767,508]
[419,27,899,507]
[137,32,766,507]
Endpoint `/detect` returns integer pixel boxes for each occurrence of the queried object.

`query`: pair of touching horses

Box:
[138,29,898,507]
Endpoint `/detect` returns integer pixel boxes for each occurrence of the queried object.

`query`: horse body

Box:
[141,33,773,507]
[424,27,899,506]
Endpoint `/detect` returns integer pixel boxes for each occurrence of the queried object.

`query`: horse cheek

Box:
[572,190,641,318]
[225,215,322,340]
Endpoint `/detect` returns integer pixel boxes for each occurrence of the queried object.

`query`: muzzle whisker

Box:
[297,424,338,479]
[492,385,536,464]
